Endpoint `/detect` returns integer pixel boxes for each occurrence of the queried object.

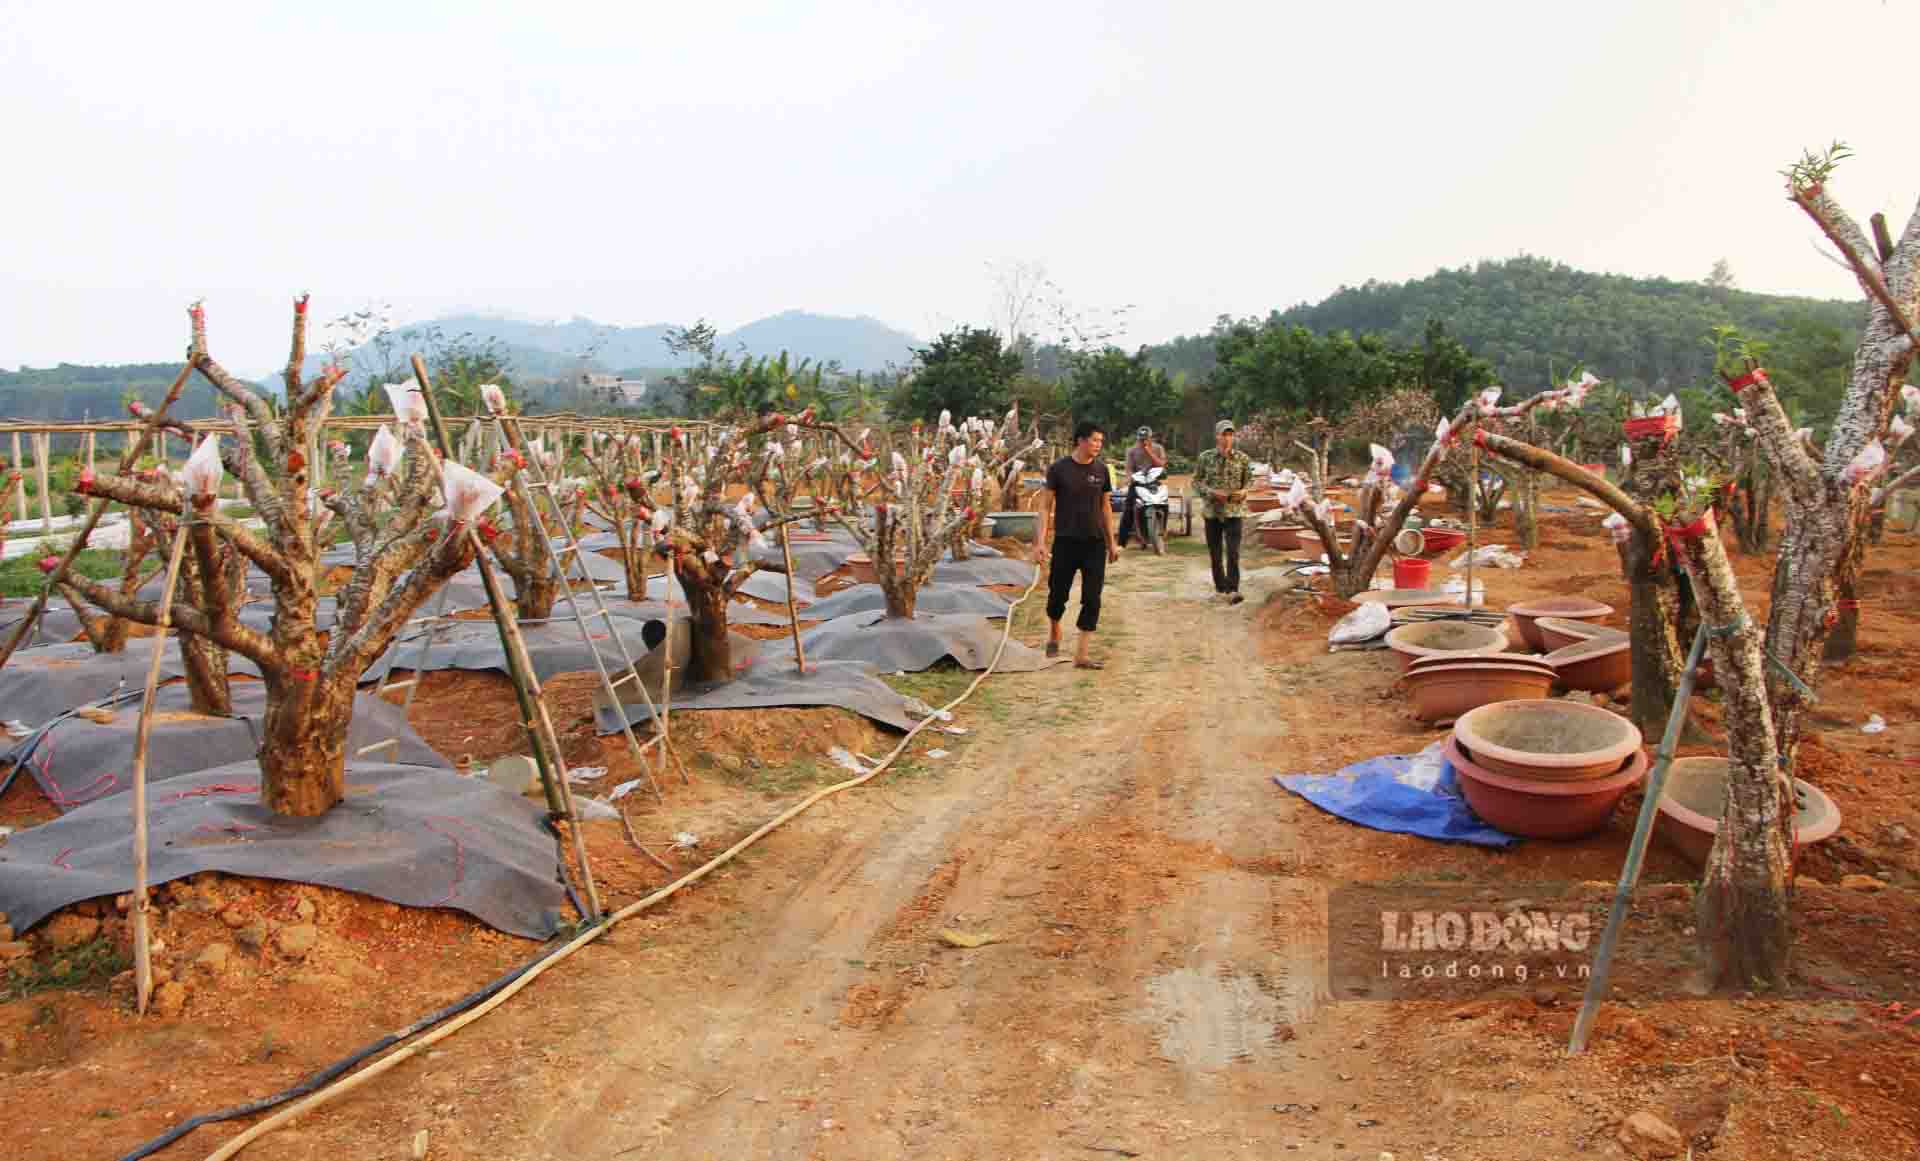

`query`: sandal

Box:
[1074,658,1105,670]
[1045,640,1060,658]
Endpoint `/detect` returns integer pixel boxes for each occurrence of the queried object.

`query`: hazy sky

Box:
[5,0,1917,377]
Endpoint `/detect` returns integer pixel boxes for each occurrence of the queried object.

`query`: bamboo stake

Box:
[1465,443,1478,608]
[34,433,52,533]
[777,522,807,675]
[133,521,192,1015]
[1570,621,1714,1054]
[9,434,24,521]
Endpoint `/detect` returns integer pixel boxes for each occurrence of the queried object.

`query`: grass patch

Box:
[0,935,130,1002]
[0,547,124,597]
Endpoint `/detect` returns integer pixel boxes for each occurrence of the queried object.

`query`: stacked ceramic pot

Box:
[1507,597,1631,693]
[1653,757,1841,865]
[1446,700,1648,839]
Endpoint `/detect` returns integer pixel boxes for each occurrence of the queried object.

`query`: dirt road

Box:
[248,547,1423,1160]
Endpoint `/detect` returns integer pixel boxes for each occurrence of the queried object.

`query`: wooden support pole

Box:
[132,522,192,1015]
[778,523,807,675]
[1465,444,1479,607]
[8,433,23,522]
[33,433,54,533]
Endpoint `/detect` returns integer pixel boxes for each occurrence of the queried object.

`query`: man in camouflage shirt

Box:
[1191,418,1254,604]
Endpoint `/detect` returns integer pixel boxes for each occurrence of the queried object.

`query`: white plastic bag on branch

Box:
[1602,512,1630,545]
[1891,414,1914,446]
[384,382,429,426]
[479,383,506,414]
[366,425,403,484]
[1903,383,1920,412]
[441,459,505,522]
[182,435,224,500]
[1842,439,1887,485]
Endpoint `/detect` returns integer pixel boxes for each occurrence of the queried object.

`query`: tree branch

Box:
[1872,460,1920,506]
[188,302,285,463]
[67,574,278,668]
[1474,431,1656,537]
[1791,187,1917,339]
[79,472,292,583]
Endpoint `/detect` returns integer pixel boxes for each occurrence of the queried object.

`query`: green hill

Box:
[1253,255,1862,391]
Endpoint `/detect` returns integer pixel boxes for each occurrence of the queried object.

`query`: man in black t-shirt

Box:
[1036,420,1120,669]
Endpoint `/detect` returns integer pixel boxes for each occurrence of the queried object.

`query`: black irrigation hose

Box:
[116,934,587,1161]
[0,685,148,798]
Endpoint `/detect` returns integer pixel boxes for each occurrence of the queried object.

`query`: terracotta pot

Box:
[1444,735,1647,840]
[1257,523,1303,550]
[1246,493,1282,513]
[1534,615,1628,654]
[1452,699,1643,782]
[1408,652,1554,679]
[1546,636,1632,693]
[1653,756,1842,865]
[1507,596,1615,651]
[1384,620,1508,671]
[1406,661,1554,723]
[1297,530,1351,557]
[1421,527,1467,554]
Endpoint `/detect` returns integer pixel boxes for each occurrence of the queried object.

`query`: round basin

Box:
[1508,596,1615,651]
[1257,523,1303,550]
[1445,735,1647,839]
[1384,620,1508,671]
[1452,699,1643,782]
[1246,493,1282,513]
[1546,636,1631,693]
[845,553,905,585]
[1536,615,1628,654]
[1409,652,1554,679]
[987,512,1036,543]
[1297,530,1351,557]
[1422,526,1467,554]
[1406,660,1555,723]
[1654,757,1842,865]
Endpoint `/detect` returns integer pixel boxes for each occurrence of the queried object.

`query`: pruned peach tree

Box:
[62,301,508,817]
[1461,144,1920,988]
[815,408,1039,618]
[577,425,665,601]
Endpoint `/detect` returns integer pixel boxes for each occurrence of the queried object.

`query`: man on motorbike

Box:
[1118,427,1167,548]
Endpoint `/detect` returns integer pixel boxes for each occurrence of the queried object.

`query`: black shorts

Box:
[1045,536,1106,632]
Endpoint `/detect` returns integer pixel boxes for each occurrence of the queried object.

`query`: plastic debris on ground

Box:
[1448,544,1526,570]
[1274,740,1522,848]
[828,746,872,775]
[1329,601,1392,645]
[565,765,608,784]
[671,831,700,850]
[1863,714,1888,734]
[926,749,950,759]
[608,778,646,801]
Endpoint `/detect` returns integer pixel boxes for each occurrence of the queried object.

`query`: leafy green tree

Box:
[894,327,1023,421]
[1416,318,1498,412]
[1061,346,1179,437]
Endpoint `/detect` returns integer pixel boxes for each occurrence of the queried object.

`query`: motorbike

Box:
[1126,466,1170,555]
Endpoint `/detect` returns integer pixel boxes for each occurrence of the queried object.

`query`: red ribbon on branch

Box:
[1471,429,1491,450]
[1726,369,1770,393]
[289,668,318,682]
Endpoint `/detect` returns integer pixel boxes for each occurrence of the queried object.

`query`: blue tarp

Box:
[1275,742,1522,847]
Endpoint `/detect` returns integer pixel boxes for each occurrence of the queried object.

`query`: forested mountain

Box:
[0,362,231,423]
[1248,256,1861,392]
[302,309,920,384]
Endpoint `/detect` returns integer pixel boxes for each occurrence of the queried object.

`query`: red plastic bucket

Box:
[1393,557,1431,589]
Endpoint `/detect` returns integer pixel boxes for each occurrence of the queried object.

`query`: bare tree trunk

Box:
[1615,529,1691,734]
[1672,516,1795,991]
[680,566,734,683]
[259,671,356,815]
[1821,536,1864,662]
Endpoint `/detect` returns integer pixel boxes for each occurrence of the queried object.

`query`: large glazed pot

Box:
[1421,526,1467,554]
[1507,596,1615,651]
[1444,735,1647,840]
[1545,636,1632,693]
[1384,620,1508,671]
[1452,699,1643,782]
[1405,660,1554,723]
[1654,756,1842,866]
[1535,616,1629,654]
